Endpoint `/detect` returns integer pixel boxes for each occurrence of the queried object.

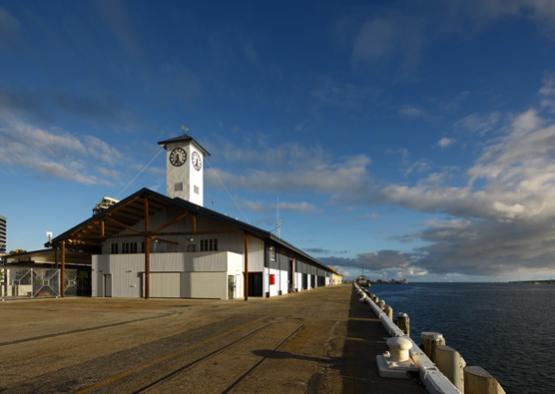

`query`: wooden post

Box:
[421,332,446,362]
[384,305,393,320]
[60,240,66,297]
[192,214,197,234]
[243,232,248,301]
[144,198,150,299]
[2,265,7,298]
[436,345,466,392]
[464,366,506,394]
[293,258,296,291]
[100,220,105,238]
[397,313,411,336]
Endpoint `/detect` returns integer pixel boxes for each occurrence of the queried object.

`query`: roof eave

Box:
[157,136,211,156]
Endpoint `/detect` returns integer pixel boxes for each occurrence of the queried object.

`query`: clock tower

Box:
[158,135,210,206]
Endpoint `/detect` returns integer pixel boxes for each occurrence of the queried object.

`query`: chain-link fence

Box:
[0,267,81,299]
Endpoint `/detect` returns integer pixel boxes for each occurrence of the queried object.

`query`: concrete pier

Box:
[0,285,425,393]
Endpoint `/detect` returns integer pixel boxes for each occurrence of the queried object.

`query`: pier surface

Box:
[0,285,425,393]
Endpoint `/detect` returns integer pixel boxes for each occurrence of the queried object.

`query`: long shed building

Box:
[49,135,342,300]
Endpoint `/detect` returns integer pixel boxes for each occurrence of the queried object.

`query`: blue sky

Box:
[2,0,555,281]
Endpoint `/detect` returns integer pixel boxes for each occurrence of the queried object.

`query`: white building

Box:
[50,135,342,299]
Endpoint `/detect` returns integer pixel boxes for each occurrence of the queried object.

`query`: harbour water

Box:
[370,282,555,394]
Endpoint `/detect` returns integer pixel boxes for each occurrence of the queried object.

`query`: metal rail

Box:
[353,282,460,394]
[132,322,273,393]
[221,323,304,393]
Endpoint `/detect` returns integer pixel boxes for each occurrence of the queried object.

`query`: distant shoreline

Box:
[508,279,555,284]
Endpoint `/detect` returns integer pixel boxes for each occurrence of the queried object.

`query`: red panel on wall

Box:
[269,274,275,285]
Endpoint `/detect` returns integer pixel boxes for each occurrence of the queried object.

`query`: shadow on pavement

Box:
[252,349,330,364]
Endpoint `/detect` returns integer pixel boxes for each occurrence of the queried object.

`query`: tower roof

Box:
[157,135,211,156]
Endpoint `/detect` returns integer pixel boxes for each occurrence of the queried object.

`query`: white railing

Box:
[353,282,460,394]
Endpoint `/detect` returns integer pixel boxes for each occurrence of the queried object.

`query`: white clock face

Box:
[169,147,187,167]
[192,151,202,171]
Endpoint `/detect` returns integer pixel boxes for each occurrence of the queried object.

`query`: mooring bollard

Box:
[421,332,445,362]
[387,336,412,362]
[464,366,506,394]
[377,299,386,310]
[436,345,466,392]
[384,305,393,320]
[396,312,410,336]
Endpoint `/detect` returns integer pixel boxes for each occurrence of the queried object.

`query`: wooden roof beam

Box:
[105,215,143,235]
[152,211,188,234]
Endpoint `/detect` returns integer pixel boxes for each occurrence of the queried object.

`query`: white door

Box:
[150,272,181,298]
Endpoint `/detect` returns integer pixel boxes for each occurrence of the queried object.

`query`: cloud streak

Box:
[321,250,428,279]
[242,200,316,213]
[0,113,123,185]
[207,141,374,202]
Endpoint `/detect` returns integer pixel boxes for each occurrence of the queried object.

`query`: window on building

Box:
[200,239,218,251]
[175,182,183,191]
[194,185,199,194]
[268,246,276,262]
[118,242,140,254]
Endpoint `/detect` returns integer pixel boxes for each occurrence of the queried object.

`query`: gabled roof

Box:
[50,188,341,275]
[157,135,211,156]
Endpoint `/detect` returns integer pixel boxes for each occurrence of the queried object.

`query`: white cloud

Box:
[511,108,543,133]
[351,14,425,70]
[278,201,316,213]
[241,200,316,213]
[353,18,398,63]
[454,112,502,135]
[392,148,432,176]
[207,141,373,202]
[399,105,426,118]
[322,250,428,279]
[539,75,555,111]
[363,212,380,220]
[404,159,431,176]
[437,137,456,149]
[383,98,555,276]
[0,113,122,185]
[539,75,555,97]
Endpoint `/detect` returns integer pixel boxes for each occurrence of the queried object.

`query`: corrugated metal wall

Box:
[92,251,241,298]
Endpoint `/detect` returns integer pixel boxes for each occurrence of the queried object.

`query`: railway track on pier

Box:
[132,321,304,394]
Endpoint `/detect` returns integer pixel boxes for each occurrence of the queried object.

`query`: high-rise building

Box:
[0,215,6,254]
[93,197,119,216]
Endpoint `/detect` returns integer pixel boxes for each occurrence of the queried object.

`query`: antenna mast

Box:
[275,197,282,238]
